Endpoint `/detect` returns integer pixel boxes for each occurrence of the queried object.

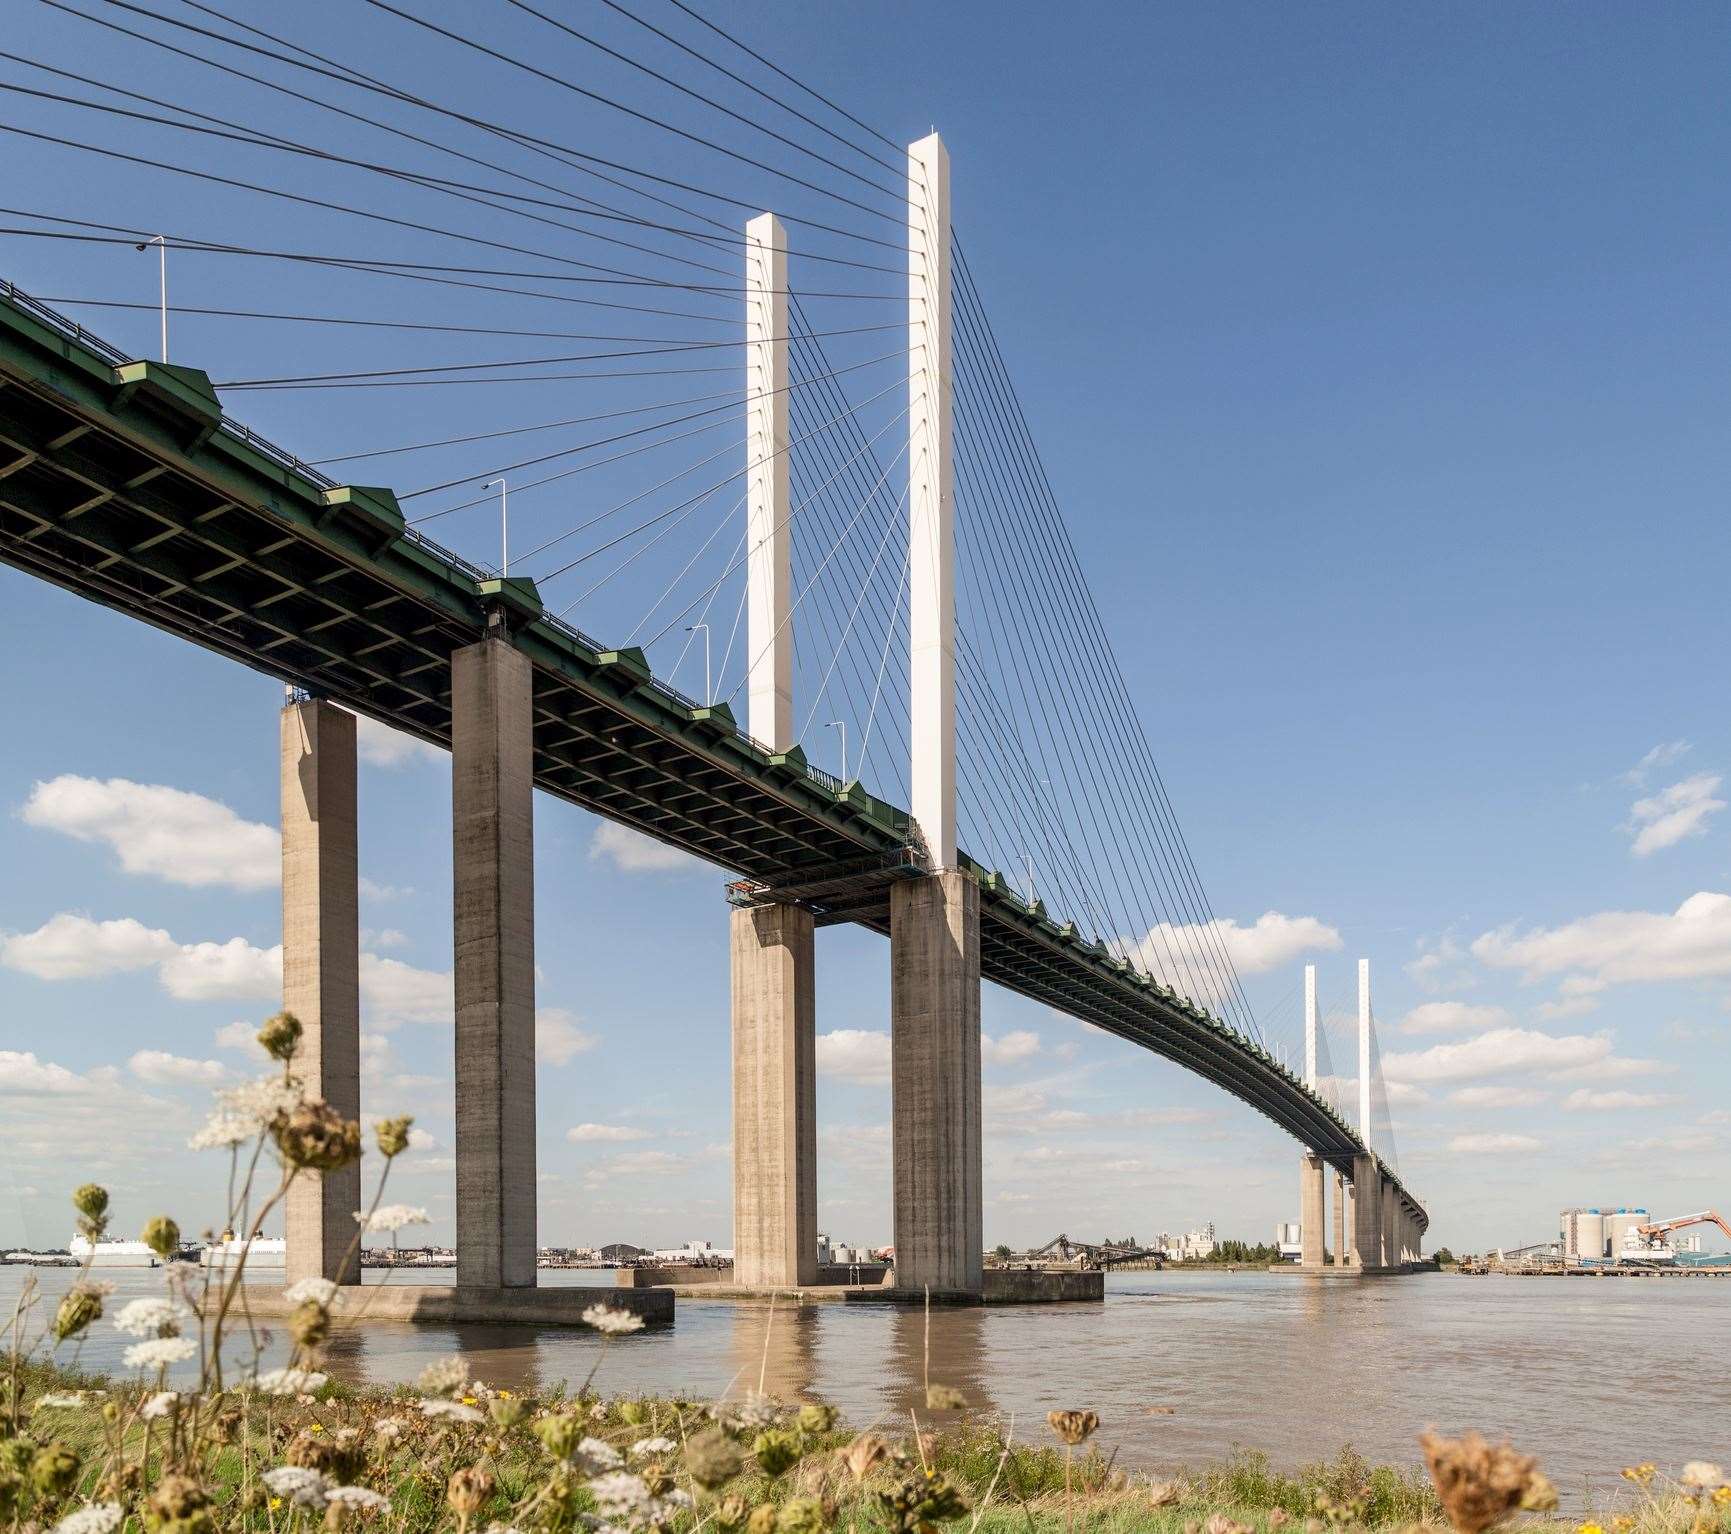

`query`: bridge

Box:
[0,8,1423,1302]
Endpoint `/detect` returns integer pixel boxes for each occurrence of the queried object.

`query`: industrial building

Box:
[1561,1206,1648,1261]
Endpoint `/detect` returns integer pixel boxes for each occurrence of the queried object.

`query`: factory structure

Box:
[1559,1206,1731,1265]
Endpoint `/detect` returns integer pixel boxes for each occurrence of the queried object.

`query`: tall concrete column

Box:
[452,635,537,1289]
[890,869,981,1294]
[744,211,792,752]
[1382,1179,1400,1268]
[1352,1154,1381,1271]
[1333,1172,1348,1267]
[281,697,361,1286]
[731,902,817,1287]
[1300,1154,1325,1267]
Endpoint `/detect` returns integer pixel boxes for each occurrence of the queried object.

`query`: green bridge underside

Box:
[0,289,1423,1228]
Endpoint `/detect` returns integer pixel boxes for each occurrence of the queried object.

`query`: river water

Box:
[5,1266,1725,1506]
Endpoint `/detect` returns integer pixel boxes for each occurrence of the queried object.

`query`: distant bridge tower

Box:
[1297,963,1326,1268]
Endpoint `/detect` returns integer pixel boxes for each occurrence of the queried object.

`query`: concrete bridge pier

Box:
[1381,1177,1400,1269]
[890,869,982,1297]
[451,629,538,1289]
[1333,1171,1348,1266]
[1299,1153,1326,1267]
[730,902,817,1286]
[1352,1153,1382,1271]
[280,695,362,1286]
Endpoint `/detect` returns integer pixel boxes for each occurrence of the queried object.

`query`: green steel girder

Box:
[0,287,1426,1229]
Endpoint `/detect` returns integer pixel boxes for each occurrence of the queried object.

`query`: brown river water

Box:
[5,1265,1725,1507]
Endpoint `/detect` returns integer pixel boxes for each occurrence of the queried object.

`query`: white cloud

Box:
[22,774,279,890]
[359,877,410,902]
[1562,1089,1679,1112]
[0,913,177,979]
[1472,892,1731,987]
[1406,935,1473,994]
[596,1149,684,1176]
[567,1123,651,1143]
[0,1050,120,1096]
[981,1030,1041,1066]
[538,1008,597,1066]
[816,1029,890,1085]
[589,822,700,874]
[407,1127,437,1150]
[159,939,282,1001]
[1622,740,1690,785]
[363,928,409,951]
[351,713,443,768]
[1448,1132,1542,1155]
[1137,911,1340,990]
[1447,1085,1550,1109]
[128,1049,226,1086]
[361,954,450,1027]
[1399,1001,1511,1036]
[214,1020,257,1052]
[1552,1053,1673,1082]
[1626,773,1724,857]
[1382,1027,1610,1084]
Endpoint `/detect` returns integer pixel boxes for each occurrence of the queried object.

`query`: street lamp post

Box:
[684,623,710,706]
[134,235,167,362]
[484,478,508,576]
[825,719,848,781]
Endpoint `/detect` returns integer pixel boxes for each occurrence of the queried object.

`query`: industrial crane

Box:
[1637,1209,1731,1244]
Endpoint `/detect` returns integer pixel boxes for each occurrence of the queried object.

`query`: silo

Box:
[1605,1210,1647,1261]
[1563,1208,1606,1262]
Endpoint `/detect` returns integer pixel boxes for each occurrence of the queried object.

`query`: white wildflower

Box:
[263,1466,330,1508]
[588,1473,652,1521]
[112,1297,185,1338]
[140,1391,178,1420]
[188,1108,256,1150]
[229,1073,305,1126]
[283,1276,342,1309]
[1681,1463,1725,1491]
[373,1417,406,1441]
[574,1437,623,1473]
[581,1303,645,1335]
[732,1392,778,1428]
[629,1436,677,1458]
[416,1355,469,1395]
[326,1486,391,1512]
[123,1337,196,1370]
[357,1203,431,1233]
[419,1398,485,1424]
[51,1504,124,1534]
[36,1391,97,1409]
[251,1367,328,1396]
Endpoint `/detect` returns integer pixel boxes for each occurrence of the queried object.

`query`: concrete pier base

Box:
[1299,1153,1326,1268]
[243,1284,672,1326]
[889,870,982,1298]
[1333,1171,1348,1267]
[452,636,537,1290]
[1381,1179,1400,1268]
[280,698,361,1287]
[730,902,817,1288]
[1352,1153,1380,1271]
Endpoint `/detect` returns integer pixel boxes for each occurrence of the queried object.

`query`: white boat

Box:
[199,1236,286,1271]
[68,1234,159,1269]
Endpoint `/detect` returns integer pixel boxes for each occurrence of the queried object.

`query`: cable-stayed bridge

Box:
[0,0,1423,1301]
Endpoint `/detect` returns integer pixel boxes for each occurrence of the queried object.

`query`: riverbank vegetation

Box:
[4,1013,1727,1533]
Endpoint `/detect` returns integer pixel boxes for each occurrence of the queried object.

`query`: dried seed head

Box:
[1047,1410,1100,1447]
[1150,1481,1183,1508]
[141,1216,181,1260]
[714,1493,750,1531]
[374,1116,413,1159]
[445,1465,494,1517]
[52,1287,104,1342]
[841,1433,888,1484]
[30,1441,81,1500]
[1420,1430,1541,1534]
[273,1100,362,1172]
[685,1426,745,1490]
[72,1183,109,1239]
[257,1012,303,1063]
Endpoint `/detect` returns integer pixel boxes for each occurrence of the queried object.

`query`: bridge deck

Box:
[0,285,1422,1227]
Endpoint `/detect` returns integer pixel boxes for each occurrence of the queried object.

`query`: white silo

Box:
[1562,1208,1606,1262]
[1605,1209,1648,1261]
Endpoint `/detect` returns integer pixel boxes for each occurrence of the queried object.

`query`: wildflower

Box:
[619,1399,647,1425]
[753,1428,801,1478]
[274,1099,362,1171]
[1420,1431,1543,1534]
[51,1504,124,1534]
[630,1436,678,1458]
[140,1392,178,1421]
[420,1399,486,1424]
[283,1277,342,1308]
[123,1337,197,1370]
[448,1466,495,1517]
[358,1204,431,1234]
[582,1304,646,1335]
[145,1473,211,1534]
[417,1356,470,1396]
[1681,1464,1725,1491]
[1150,1480,1183,1507]
[258,1011,303,1062]
[327,1486,390,1512]
[1612,1518,1636,1532]
[1713,1488,1731,1509]
[925,1384,967,1411]
[1047,1410,1099,1446]
[874,1469,968,1534]
[1622,1466,1657,1486]
[72,1183,110,1238]
[140,1216,180,1260]
[685,1426,744,1489]
[374,1115,414,1158]
[187,1110,256,1150]
[113,1298,186,1338]
[576,1438,625,1474]
[32,1442,82,1499]
[1577,1525,1604,1534]
[251,1367,328,1396]
[589,1472,653,1522]
[748,1508,778,1534]
[777,1497,830,1534]
[262,1466,330,1508]
[490,1395,527,1430]
[373,1418,405,1442]
[36,1392,96,1410]
[841,1433,888,1483]
[290,1300,331,1348]
[223,1074,306,1133]
[798,1403,838,1435]
[53,1286,105,1342]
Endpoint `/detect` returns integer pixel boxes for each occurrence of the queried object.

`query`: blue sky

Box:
[2,1,1729,1256]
